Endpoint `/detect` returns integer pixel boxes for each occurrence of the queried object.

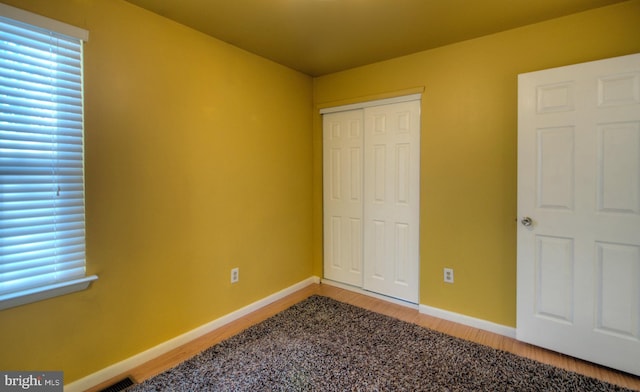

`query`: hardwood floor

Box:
[89,283,640,391]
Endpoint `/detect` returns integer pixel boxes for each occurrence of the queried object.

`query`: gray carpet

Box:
[127,295,636,391]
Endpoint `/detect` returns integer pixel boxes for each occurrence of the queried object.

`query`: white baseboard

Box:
[419,304,516,338]
[321,279,514,338]
[65,276,321,392]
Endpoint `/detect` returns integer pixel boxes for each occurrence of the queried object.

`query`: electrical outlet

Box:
[444,268,454,283]
[231,267,239,283]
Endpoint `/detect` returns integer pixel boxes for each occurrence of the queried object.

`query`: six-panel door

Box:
[517,53,640,376]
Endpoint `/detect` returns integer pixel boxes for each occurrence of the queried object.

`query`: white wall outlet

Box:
[231,267,239,283]
[444,268,454,283]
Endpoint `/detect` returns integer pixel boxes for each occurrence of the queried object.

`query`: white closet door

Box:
[323,110,364,286]
[363,100,421,303]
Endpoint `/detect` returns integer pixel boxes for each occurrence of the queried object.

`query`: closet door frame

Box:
[321,94,422,303]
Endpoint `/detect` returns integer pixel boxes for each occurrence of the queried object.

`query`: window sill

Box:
[0,275,98,311]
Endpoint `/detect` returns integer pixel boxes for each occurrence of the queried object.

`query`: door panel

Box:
[323,110,364,286]
[536,127,574,210]
[595,242,639,339]
[597,122,640,213]
[517,53,640,376]
[535,235,574,323]
[363,101,420,303]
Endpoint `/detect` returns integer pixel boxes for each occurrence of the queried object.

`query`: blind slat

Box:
[0,221,85,239]
[1,230,86,253]
[0,266,86,295]
[0,74,81,100]
[0,262,85,286]
[0,94,83,120]
[0,252,85,275]
[0,39,82,67]
[1,245,85,267]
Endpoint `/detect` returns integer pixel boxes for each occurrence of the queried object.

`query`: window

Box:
[0,4,96,310]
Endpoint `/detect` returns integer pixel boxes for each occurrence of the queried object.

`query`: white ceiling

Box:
[124,0,628,76]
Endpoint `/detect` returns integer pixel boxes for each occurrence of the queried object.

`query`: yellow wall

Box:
[1,0,639,385]
[312,0,640,326]
[0,0,313,383]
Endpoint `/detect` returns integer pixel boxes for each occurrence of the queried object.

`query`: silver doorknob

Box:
[521,217,533,227]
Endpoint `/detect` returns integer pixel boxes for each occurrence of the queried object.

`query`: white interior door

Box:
[323,109,364,287]
[517,53,640,376]
[362,101,421,303]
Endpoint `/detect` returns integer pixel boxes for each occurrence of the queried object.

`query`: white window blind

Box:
[0,5,96,310]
